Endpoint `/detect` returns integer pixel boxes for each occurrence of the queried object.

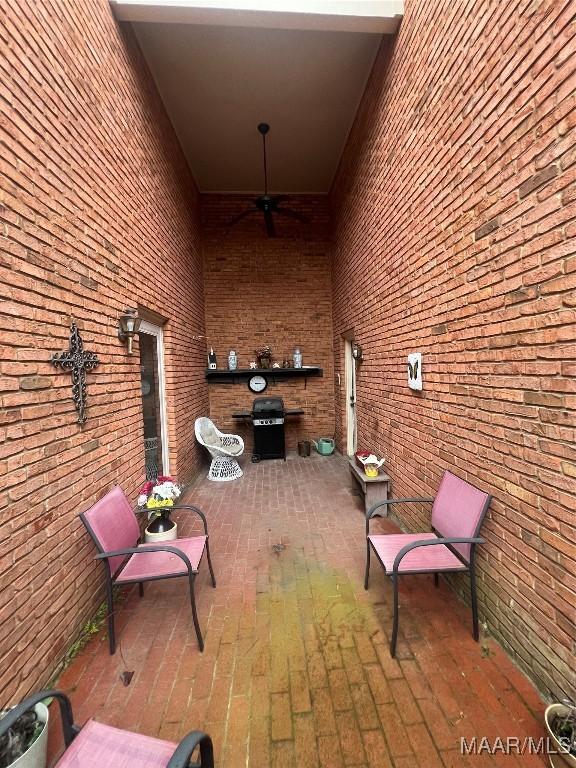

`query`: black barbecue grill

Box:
[252,397,285,461]
[233,398,304,461]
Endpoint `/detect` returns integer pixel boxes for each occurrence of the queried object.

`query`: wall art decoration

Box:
[51,322,100,423]
[407,352,422,391]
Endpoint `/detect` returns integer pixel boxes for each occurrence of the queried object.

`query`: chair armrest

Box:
[215,424,242,443]
[221,434,243,445]
[0,690,78,747]
[219,434,245,454]
[366,497,435,533]
[169,504,209,535]
[95,546,196,576]
[392,536,485,574]
[167,731,214,768]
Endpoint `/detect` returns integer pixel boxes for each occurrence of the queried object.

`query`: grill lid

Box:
[252,397,284,415]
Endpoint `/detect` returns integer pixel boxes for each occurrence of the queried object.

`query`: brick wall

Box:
[202,194,335,453]
[0,1,207,702]
[331,1,575,700]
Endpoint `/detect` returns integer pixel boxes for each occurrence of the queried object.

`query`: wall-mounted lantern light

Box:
[352,342,363,363]
[118,308,142,354]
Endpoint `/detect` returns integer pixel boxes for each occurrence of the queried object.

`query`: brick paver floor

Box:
[51,455,547,766]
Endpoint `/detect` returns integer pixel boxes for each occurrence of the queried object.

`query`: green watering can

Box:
[313,438,335,456]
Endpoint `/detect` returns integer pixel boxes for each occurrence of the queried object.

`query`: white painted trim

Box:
[110,0,403,32]
[344,338,357,456]
[139,320,170,475]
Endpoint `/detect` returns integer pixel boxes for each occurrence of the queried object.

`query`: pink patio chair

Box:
[80,486,216,655]
[0,689,214,767]
[365,470,491,657]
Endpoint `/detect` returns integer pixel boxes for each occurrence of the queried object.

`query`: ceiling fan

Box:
[227,123,308,238]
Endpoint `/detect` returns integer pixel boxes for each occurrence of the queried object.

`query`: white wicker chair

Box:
[195,417,244,481]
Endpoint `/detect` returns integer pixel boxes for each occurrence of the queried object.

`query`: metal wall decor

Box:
[51,322,100,423]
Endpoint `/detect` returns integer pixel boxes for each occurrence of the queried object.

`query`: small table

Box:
[348,458,390,515]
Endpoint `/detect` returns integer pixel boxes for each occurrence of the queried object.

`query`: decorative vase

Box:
[145,511,177,543]
[259,357,270,369]
[228,350,237,370]
[293,348,302,369]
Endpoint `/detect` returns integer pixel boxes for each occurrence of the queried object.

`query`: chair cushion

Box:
[368,533,467,573]
[115,536,207,583]
[55,719,176,767]
[200,422,220,447]
[226,442,243,456]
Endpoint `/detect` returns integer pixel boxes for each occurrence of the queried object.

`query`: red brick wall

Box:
[331,1,575,700]
[201,194,335,453]
[0,1,207,702]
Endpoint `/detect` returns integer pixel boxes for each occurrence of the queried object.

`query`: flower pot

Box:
[545,704,576,768]
[145,514,177,543]
[5,702,49,768]
[298,441,310,457]
[258,357,270,369]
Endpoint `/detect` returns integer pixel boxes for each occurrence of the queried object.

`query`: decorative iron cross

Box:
[51,322,100,423]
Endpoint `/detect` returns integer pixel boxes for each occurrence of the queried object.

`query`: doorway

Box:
[344,337,357,456]
[139,321,170,480]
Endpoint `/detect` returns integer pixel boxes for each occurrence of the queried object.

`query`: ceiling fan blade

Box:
[226,208,257,228]
[264,210,276,237]
[275,207,309,224]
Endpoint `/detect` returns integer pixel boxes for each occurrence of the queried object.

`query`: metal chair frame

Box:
[0,690,214,768]
[365,478,491,657]
[81,502,216,655]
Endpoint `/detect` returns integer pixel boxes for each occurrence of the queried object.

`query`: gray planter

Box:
[6,702,48,768]
[545,704,576,768]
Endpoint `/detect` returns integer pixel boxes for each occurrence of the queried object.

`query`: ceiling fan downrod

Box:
[257,122,270,198]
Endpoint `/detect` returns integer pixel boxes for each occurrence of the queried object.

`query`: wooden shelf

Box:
[205,366,323,384]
